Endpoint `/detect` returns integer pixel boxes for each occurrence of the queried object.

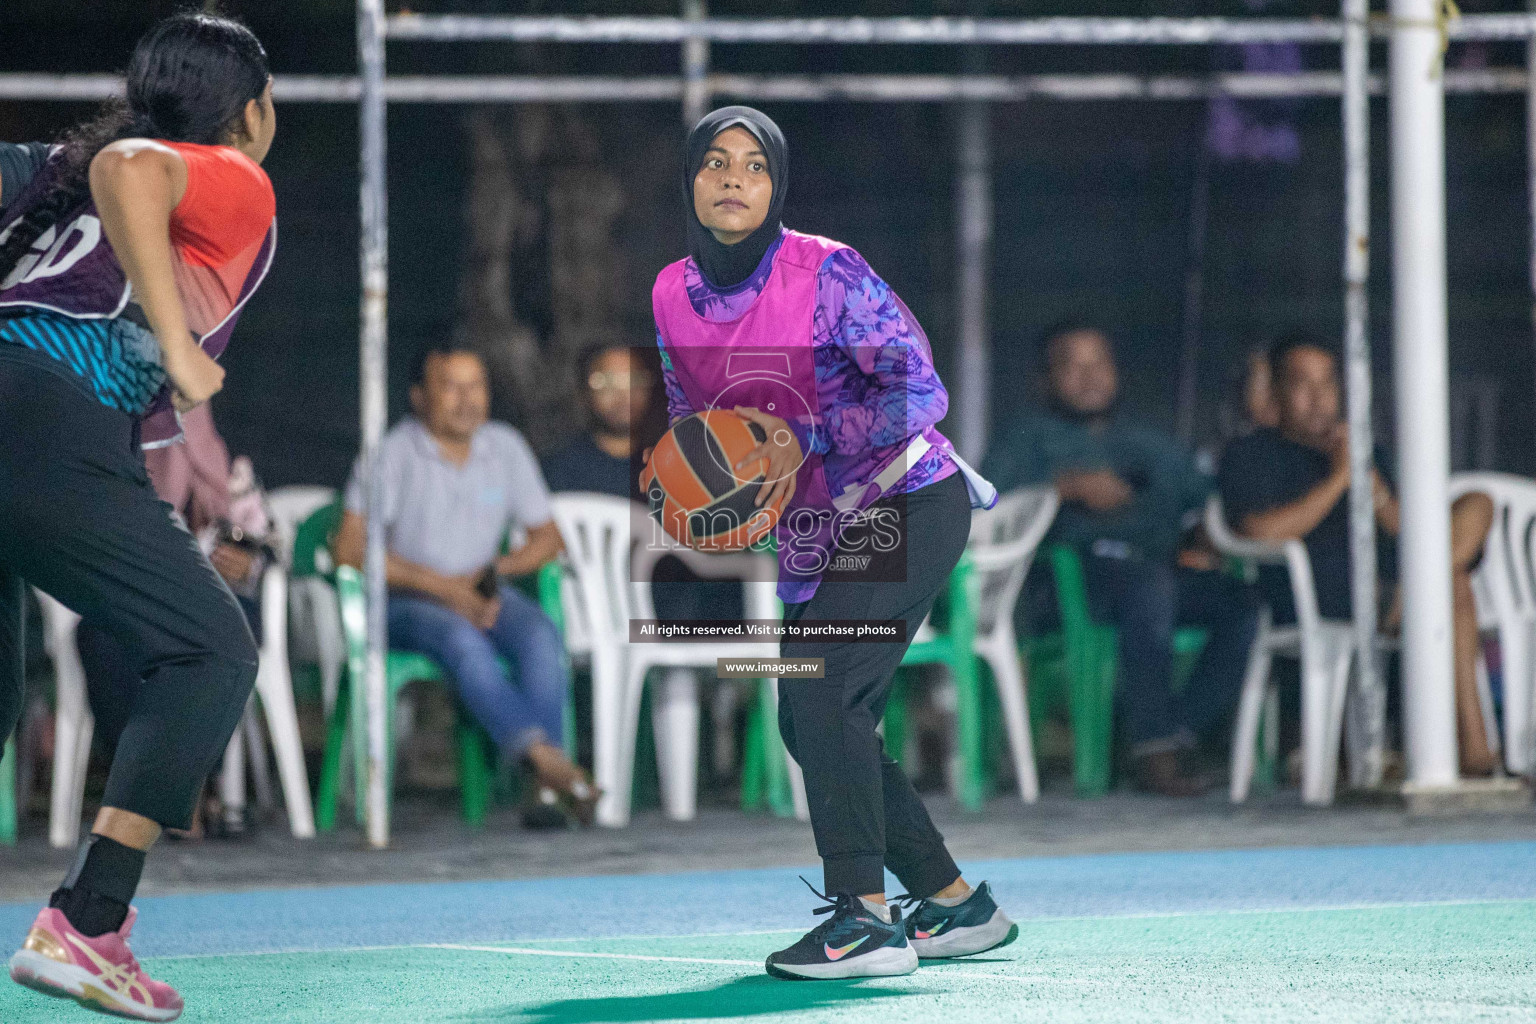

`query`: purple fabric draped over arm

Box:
[656,331,694,427]
[810,249,949,457]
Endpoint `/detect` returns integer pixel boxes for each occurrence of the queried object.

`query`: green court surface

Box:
[147,901,1536,1023]
[3,842,1535,1022]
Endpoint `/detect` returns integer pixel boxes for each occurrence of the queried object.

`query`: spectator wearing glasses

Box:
[544,343,746,625]
[983,323,1260,796]
[543,344,656,502]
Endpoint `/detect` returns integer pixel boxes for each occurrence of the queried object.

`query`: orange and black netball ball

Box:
[639,410,785,552]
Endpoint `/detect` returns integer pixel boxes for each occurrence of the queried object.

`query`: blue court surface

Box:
[1,840,1533,1022]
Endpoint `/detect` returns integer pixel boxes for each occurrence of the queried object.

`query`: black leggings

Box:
[779,470,969,897]
[0,349,257,830]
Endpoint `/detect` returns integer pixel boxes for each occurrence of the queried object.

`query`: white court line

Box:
[148,943,1053,984]
[531,928,804,941]
[147,896,1536,964]
[423,944,1055,983]
[423,943,761,967]
[153,943,406,962]
[1019,895,1536,925]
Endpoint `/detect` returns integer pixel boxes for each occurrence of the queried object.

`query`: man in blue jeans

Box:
[335,343,597,824]
[983,323,1260,796]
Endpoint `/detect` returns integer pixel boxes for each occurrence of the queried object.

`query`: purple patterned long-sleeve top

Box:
[656,230,959,570]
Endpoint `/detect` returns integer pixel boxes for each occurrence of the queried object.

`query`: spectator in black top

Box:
[542,343,743,623]
[1218,333,1497,775]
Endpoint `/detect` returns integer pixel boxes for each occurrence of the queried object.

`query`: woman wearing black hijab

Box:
[645,107,1016,980]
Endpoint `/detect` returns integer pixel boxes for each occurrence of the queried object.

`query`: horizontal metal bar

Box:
[276,75,684,102]
[0,74,122,100]
[0,69,1527,105]
[384,13,1536,46]
[386,15,1346,45]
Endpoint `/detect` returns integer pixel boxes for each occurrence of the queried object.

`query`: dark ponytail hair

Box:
[0,11,269,285]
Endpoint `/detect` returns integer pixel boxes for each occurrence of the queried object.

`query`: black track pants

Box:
[778,470,969,898]
[0,349,257,830]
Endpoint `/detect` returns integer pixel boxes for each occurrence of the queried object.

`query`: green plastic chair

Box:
[728,538,796,818]
[737,682,796,817]
[314,566,496,830]
[307,497,581,831]
[886,557,987,809]
[534,559,579,757]
[0,738,16,846]
[286,500,346,710]
[290,500,342,579]
[1030,545,1209,797]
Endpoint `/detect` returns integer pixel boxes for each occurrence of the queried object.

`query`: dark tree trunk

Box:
[456,107,629,452]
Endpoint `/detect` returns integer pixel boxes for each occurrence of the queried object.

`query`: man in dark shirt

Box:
[542,343,743,623]
[985,324,1259,796]
[542,344,651,502]
[1218,334,1496,774]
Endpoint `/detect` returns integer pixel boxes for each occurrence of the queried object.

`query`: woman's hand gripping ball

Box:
[732,405,801,513]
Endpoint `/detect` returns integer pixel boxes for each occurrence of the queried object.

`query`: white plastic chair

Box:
[38,593,91,850]
[266,486,337,555]
[628,505,809,824]
[1204,496,1369,805]
[548,492,804,827]
[923,485,1058,804]
[38,564,315,846]
[1449,472,1536,774]
[266,485,345,717]
[225,564,316,835]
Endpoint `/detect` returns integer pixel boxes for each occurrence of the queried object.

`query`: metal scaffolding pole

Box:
[358,0,391,848]
[954,101,991,465]
[1390,0,1458,789]
[382,13,1536,46]
[953,0,992,466]
[1523,0,1536,776]
[682,0,711,126]
[1342,0,1382,790]
[5,69,1534,105]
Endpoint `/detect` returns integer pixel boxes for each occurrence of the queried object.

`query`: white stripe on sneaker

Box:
[908,908,1016,959]
[769,944,918,980]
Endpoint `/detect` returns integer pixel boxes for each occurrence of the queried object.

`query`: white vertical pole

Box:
[1529,0,1536,428]
[954,0,991,467]
[359,0,391,848]
[682,0,710,127]
[1342,0,1382,788]
[1390,0,1459,787]
[955,103,991,465]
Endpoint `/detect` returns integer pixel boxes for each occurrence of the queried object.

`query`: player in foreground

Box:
[649,106,1018,980]
[0,13,276,1020]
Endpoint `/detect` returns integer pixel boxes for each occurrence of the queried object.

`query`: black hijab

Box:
[684,106,787,290]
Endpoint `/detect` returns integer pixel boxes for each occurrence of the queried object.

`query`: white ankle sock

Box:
[858,897,893,923]
[929,883,974,908]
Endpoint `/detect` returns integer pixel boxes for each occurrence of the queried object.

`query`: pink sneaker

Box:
[8,906,182,1021]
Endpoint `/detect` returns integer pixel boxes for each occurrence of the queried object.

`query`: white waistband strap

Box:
[832,433,933,512]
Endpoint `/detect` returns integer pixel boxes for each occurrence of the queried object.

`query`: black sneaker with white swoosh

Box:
[897,880,1019,958]
[765,879,918,980]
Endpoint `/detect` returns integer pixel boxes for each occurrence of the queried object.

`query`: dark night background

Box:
[1,0,1530,490]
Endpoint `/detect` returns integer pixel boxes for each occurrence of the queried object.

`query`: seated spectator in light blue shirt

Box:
[335,342,597,826]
